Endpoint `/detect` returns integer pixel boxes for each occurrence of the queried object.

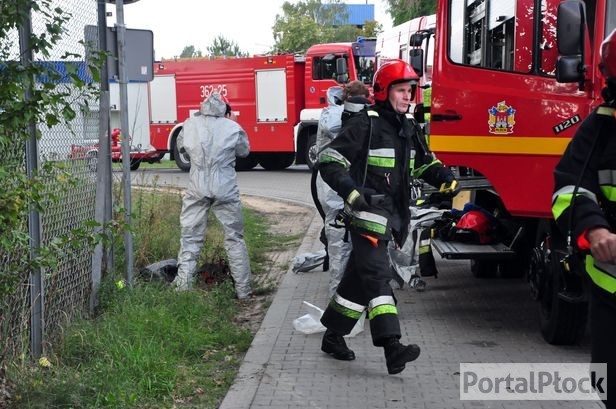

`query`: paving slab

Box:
[220,210,604,409]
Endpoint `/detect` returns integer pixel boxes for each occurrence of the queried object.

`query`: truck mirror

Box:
[556,0,586,84]
[556,55,584,83]
[335,57,349,84]
[557,0,585,55]
[409,33,424,47]
[409,48,424,78]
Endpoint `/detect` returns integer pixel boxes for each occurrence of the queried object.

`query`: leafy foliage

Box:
[179,45,202,58]
[0,2,105,299]
[272,0,382,53]
[206,35,249,58]
[384,0,437,26]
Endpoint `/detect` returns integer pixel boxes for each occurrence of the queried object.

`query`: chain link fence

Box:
[0,0,103,363]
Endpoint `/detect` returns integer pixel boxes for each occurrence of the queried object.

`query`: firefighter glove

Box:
[346,188,373,211]
[438,179,460,196]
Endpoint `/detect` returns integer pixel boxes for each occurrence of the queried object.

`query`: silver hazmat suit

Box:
[175,93,252,299]
[315,87,353,298]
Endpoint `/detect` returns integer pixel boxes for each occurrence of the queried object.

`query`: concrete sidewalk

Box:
[220,210,603,409]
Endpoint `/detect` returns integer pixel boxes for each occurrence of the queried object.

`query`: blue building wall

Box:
[325,3,375,26]
[345,4,375,25]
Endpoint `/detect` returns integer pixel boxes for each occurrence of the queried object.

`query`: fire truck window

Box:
[312,56,347,81]
[608,0,616,35]
[449,0,531,73]
[354,55,375,84]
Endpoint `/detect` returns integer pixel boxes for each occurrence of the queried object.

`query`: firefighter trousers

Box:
[321,231,401,346]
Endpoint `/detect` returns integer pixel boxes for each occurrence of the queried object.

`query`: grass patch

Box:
[8,188,301,408]
[9,281,251,408]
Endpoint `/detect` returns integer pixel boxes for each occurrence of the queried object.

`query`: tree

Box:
[206,35,248,58]
[179,45,202,58]
[384,0,436,26]
[272,0,380,54]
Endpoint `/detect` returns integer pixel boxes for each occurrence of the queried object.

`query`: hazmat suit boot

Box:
[321,329,355,361]
[383,338,421,374]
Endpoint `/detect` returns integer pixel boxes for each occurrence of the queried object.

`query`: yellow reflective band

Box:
[597,107,616,117]
[368,304,397,320]
[347,189,360,205]
[330,300,364,319]
[430,135,570,156]
[419,245,430,254]
[586,255,616,294]
[601,185,616,202]
[352,218,387,235]
[552,193,573,220]
[368,156,395,168]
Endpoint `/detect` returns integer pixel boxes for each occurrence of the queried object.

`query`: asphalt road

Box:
[129,164,315,206]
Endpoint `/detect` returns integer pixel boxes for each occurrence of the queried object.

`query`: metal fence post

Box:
[115,0,134,285]
[91,0,113,314]
[19,5,44,359]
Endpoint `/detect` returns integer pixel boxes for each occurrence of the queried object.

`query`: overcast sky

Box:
[107,0,393,60]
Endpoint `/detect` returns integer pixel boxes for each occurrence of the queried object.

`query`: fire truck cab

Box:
[429,0,615,344]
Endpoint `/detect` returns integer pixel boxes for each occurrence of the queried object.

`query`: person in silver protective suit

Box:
[315,81,371,298]
[174,92,252,299]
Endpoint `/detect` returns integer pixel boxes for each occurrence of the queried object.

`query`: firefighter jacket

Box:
[319,102,454,246]
[552,104,616,296]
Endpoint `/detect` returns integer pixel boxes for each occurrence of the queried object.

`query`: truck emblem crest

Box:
[488,101,516,134]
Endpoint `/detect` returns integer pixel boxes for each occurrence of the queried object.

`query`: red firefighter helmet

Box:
[600,28,616,81]
[372,59,419,102]
[454,210,494,244]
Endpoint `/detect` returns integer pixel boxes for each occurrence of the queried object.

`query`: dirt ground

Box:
[234,196,316,334]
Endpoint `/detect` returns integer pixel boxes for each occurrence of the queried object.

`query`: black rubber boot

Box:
[384,338,420,374]
[321,329,355,361]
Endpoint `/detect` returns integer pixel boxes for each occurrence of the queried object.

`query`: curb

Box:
[219,209,323,409]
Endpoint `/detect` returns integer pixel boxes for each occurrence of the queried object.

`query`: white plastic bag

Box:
[293,301,326,334]
[292,301,365,337]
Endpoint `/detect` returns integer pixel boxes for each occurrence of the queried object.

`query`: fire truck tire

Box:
[258,153,295,170]
[538,222,587,345]
[470,259,498,278]
[129,159,141,171]
[235,155,258,171]
[173,132,191,172]
[305,133,318,169]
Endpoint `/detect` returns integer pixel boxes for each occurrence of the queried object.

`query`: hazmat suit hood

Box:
[316,87,345,153]
[326,86,344,106]
[200,92,227,117]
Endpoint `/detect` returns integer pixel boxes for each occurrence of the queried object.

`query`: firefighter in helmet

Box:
[552,29,616,407]
[314,80,371,298]
[174,92,252,299]
[318,59,458,374]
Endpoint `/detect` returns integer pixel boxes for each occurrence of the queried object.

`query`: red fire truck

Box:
[428,0,614,344]
[144,39,375,171]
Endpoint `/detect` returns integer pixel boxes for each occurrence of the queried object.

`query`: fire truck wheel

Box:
[173,135,191,172]
[258,153,295,170]
[129,159,141,171]
[305,133,318,169]
[235,155,258,171]
[470,259,498,278]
